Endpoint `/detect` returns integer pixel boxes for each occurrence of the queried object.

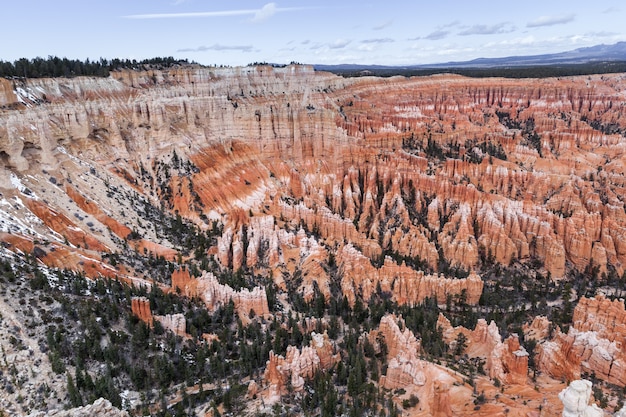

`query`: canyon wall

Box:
[2,67,626,285]
[2,66,626,415]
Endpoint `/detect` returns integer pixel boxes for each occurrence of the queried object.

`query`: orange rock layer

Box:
[171,268,270,318]
[338,244,483,306]
[535,295,626,386]
[438,314,529,385]
[262,332,339,403]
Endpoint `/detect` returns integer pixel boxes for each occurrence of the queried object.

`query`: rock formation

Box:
[171,269,270,318]
[370,314,469,416]
[1,67,626,282]
[1,66,625,314]
[154,313,187,337]
[523,315,552,342]
[216,217,331,300]
[131,296,186,336]
[262,332,339,403]
[26,398,129,417]
[432,380,454,417]
[558,380,603,417]
[1,64,626,415]
[131,296,153,325]
[437,314,529,384]
[536,295,626,387]
[338,244,483,306]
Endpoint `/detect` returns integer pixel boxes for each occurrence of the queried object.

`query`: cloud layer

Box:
[459,23,512,36]
[124,2,308,21]
[178,44,254,53]
[527,14,575,28]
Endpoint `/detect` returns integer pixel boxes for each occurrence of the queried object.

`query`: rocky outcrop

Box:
[2,67,626,281]
[216,216,331,300]
[376,316,427,390]
[0,78,17,107]
[262,332,339,403]
[25,199,108,252]
[438,314,528,385]
[523,315,552,342]
[431,380,453,417]
[131,296,186,336]
[2,64,626,416]
[537,295,626,387]
[339,244,483,306]
[558,380,603,417]
[370,314,468,416]
[171,269,270,318]
[27,398,129,417]
[131,296,153,325]
[154,313,186,336]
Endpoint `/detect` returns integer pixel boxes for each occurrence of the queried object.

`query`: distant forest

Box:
[326,61,626,79]
[3,56,626,80]
[0,56,192,79]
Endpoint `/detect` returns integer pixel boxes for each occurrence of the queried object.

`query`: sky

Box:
[3,0,626,67]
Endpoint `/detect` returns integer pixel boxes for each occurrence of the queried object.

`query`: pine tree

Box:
[67,372,83,407]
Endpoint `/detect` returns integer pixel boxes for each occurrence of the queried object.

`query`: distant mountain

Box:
[315,42,626,71]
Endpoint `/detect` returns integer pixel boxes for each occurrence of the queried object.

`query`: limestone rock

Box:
[371,314,469,415]
[27,398,129,417]
[2,68,626,282]
[339,244,483,307]
[131,296,153,325]
[438,313,528,384]
[537,295,626,387]
[432,380,453,417]
[171,269,270,318]
[0,78,17,106]
[261,331,338,403]
[154,313,187,336]
[558,380,603,417]
[523,315,552,342]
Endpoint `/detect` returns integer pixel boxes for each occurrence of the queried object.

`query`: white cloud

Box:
[361,38,394,44]
[602,7,620,14]
[329,39,351,49]
[251,3,277,22]
[458,23,513,36]
[424,30,450,40]
[123,3,312,20]
[585,31,618,37]
[177,44,254,53]
[527,14,575,28]
[373,20,393,30]
[483,36,537,48]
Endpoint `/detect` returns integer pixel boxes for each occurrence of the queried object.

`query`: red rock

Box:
[536,295,626,387]
[339,244,483,307]
[25,199,108,252]
[432,380,453,417]
[131,297,153,325]
[370,314,472,414]
[438,314,528,385]
[0,78,17,107]
[262,331,338,403]
[523,316,552,342]
[171,269,270,318]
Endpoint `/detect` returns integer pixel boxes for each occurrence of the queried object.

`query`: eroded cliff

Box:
[2,65,626,416]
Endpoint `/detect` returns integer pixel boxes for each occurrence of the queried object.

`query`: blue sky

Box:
[3,1,625,66]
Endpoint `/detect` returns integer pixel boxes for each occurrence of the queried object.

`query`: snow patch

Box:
[10,173,38,200]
